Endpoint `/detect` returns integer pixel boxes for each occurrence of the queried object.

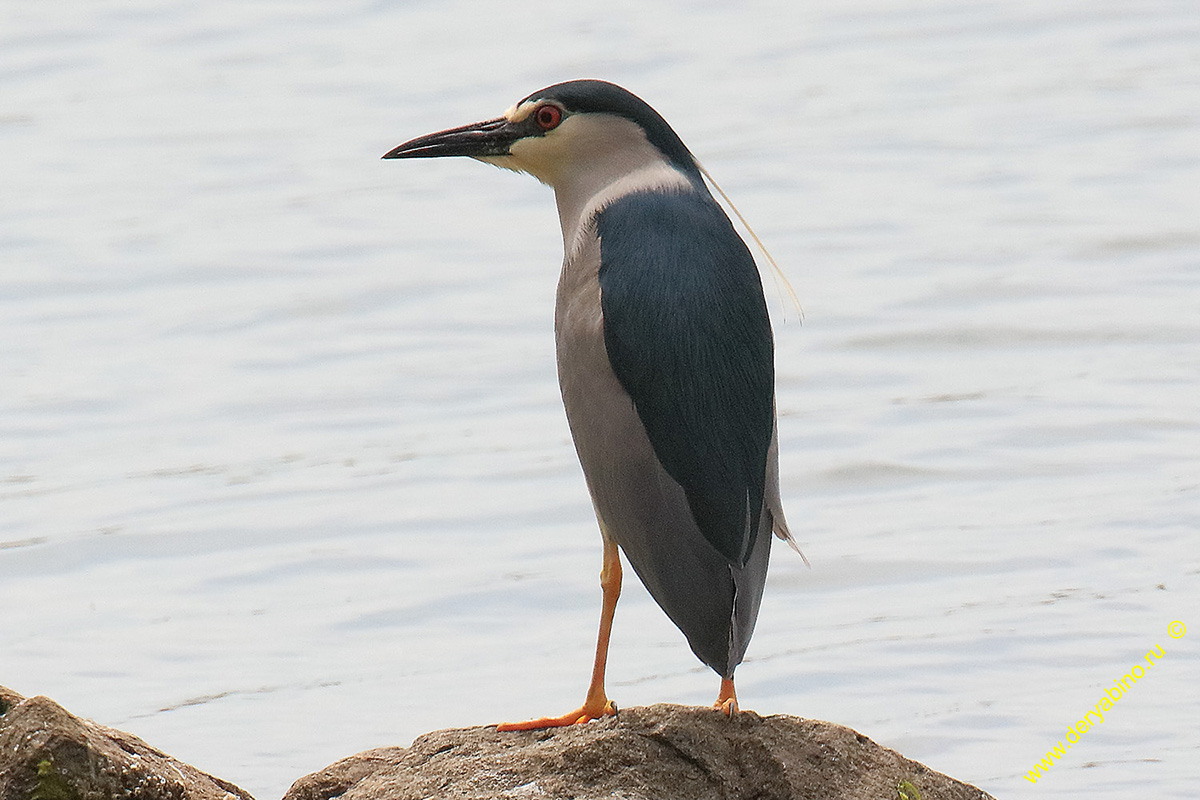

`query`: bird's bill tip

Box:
[382,116,517,160]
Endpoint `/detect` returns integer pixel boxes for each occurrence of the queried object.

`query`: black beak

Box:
[382,116,525,160]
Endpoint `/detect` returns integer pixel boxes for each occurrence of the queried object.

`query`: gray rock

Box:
[1,685,994,800]
[283,703,995,800]
[0,685,253,800]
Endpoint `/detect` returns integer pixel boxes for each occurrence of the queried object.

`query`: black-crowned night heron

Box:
[384,79,798,730]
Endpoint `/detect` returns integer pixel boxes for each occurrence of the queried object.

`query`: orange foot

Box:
[713,696,738,716]
[496,700,617,732]
[713,677,739,717]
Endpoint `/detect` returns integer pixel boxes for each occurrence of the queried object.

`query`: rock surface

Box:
[0,685,252,800]
[2,685,995,800]
[283,703,995,800]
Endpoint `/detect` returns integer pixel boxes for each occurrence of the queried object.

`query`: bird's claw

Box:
[496,700,617,731]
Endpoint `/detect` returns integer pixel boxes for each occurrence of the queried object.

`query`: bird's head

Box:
[383,80,703,190]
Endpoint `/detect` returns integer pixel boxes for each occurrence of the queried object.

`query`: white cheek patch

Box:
[504,135,561,185]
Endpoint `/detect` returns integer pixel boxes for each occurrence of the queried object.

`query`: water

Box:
[3,1,1198,797]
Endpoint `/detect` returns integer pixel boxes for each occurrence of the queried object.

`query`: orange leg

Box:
[713,677,738,716]
[497,537,622,731]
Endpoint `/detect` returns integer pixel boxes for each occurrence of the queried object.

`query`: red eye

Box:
[534,104,563,131]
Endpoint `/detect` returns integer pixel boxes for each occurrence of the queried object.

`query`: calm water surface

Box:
[3,1,1198,797]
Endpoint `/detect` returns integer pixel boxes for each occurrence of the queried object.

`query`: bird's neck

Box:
[553,160,696,263]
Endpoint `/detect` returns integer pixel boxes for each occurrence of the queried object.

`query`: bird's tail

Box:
[772,514,810,568]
